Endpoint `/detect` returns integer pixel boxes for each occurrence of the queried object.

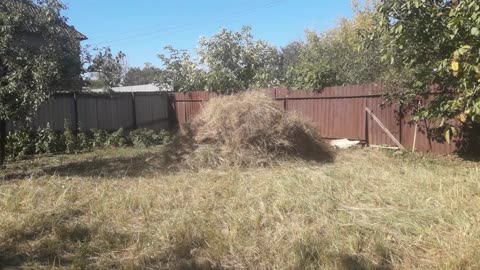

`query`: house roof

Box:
[2,1,87,41]
[88,84,170,93]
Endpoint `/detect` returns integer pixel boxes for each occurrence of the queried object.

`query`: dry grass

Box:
[182,91,334,168]
[0,147,479,269]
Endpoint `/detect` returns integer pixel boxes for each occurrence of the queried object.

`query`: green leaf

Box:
[451,127,458,137]
[471,27,480,36]
[444,129,451,144]
[440,118,445,127]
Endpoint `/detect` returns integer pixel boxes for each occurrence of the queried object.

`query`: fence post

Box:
[73,92,79,133]
[167,93,178,130]
[131,92,137,130]
[365,106,369,146]
[399,103,403,146]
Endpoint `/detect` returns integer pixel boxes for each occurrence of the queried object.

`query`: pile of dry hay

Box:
[179,91,334,168]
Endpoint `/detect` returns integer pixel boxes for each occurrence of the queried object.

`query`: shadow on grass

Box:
[293,233,394,270]
[42,153,168,178]
[0,207,89,268]
[0,209,222,269]
[1,130,334,180]
[1,144,184,180]
[340,254,393,270]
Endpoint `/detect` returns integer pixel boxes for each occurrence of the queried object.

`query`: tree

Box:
[157,46,206,92]
[158,27,282,93]
[283,31,340,89]
[284,0,385,89]
[87,47,127,91]
[374,0,480,139]
[124,63,163,86]
[198,26,281,92]
[279,41,303,79]
[0,0,82,166]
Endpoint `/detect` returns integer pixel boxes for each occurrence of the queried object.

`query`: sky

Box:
[63,0,355,68]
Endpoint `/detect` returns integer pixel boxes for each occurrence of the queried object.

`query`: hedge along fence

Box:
[7,92,172,132]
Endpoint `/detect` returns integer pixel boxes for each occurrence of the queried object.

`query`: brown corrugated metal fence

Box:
[171,83,458,154]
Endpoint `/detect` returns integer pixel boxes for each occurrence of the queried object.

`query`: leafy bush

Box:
[92,129,108,148]
[35,123,64,154]
[129,129,167,148]
[77,128,93,150]
[63,120,77,154]
[105,128,129,147]
[159,129,172,144]
[6,127,36,159]
[6,124,169,158]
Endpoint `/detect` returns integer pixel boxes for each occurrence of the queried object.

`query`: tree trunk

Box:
[0,119,6,168]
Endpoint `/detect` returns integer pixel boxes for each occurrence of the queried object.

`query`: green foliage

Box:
[0,0,82,122]
[374,0,480,137]
[0,0,84,165]
[105,128,129,147]
[87,47,127,92]
[198,26,281,92]
[35,123,64,155]
[159,129,172,144]
[92,129,108,148]
[6,127,36,160]
[5,124,169,159]
[158,26,281,93]
[285,2,385,89]
[124,63,163,86]
[285,32,339,89]
[77,128,93,150]
[157,46,206,92]
[63,120,77,154]
[84,78,108,89]
[156,9,385,92]
[129,129,167,148]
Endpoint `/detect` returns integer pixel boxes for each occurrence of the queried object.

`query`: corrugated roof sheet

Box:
[88,84,170,93]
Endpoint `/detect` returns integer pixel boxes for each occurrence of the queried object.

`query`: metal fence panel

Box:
[366,97,401,146]
[5,85,460,155]
[135,93,169,131]
[33,94,76,130]
[171,85,458,154]
[77,93,134,130]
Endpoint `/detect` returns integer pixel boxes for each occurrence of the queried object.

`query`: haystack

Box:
[182,91,334,168]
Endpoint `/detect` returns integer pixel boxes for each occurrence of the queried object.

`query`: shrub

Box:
[92,129,108,148]
[77,128,92,150]
[183,91,334,168]
[63,120,77,154]
[35,123,64,154]
[6,127,36,159]
[159,129,172,144]
[105,128,129,147]
[5,125,171,159]
[129,129,165,148]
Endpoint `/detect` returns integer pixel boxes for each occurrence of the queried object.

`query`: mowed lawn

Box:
[0,146,479,269]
